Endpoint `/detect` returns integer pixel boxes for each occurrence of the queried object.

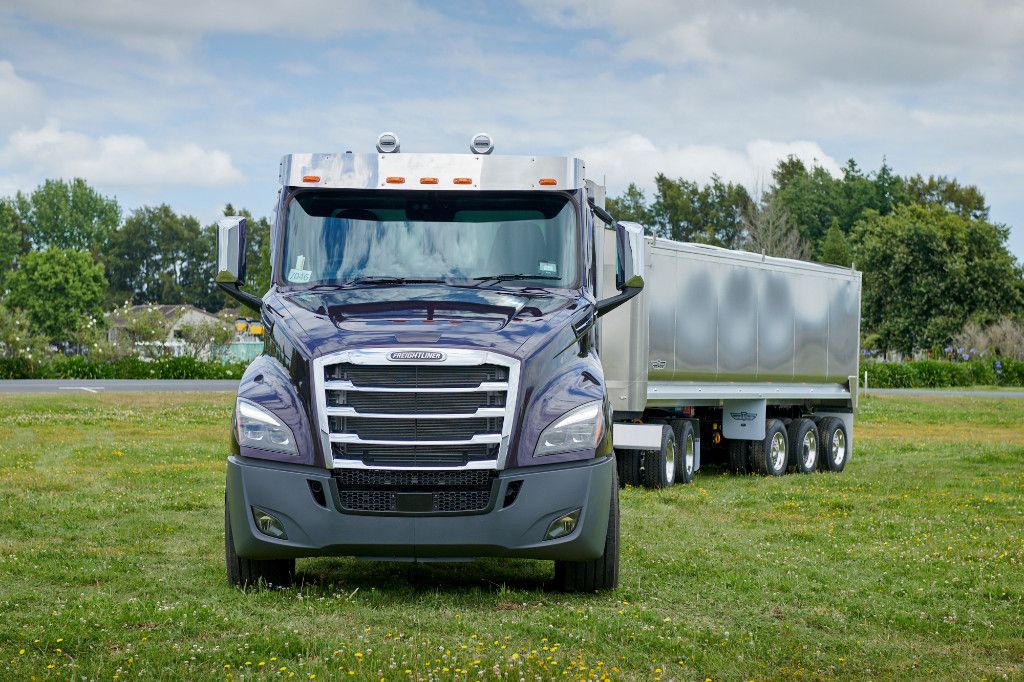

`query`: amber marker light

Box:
[302,175,320,182]
[385,176,406,184]
[453,177,473,185]
[420,177,438,184]
[538,178,557,186]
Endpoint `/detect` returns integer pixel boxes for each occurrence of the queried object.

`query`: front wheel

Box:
[225,497,294,588]
[553,468,620,592]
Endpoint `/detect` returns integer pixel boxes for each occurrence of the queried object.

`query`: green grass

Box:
[1,393,1022,680]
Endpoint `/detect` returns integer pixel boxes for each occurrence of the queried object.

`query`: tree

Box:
[0,199,28,293]
[177,317,234,359]
[904,175,988,220]
[650,173,751,246]
[606,183,654,231]
[106,205,219,310]
[0,304,50,364]
[819,218,853,267]
[851,204,1023,353]
[741,195,811,260]
[15,178,120,256]
[5,249,107,347]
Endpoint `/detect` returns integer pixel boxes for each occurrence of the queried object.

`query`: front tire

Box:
[553,467,620,592]
[225,498,294,588]
[616,449,642,487]
[750,419,789,476]
[642,424,677,489]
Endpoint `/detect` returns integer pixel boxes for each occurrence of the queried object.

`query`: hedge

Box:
[0,356,248,380]
[861,358,1024,388]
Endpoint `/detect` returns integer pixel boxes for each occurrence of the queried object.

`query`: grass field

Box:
[1,392,1022,680]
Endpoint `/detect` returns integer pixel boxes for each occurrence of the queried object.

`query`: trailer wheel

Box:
[225,497,294,588]
[673,421,696,485]
[728,439,749,475]
[553,466,619,592]
[642,424,677,488]
[816,417,850,473]
[616,449,642,487]
[787,418,819,474]
[750,419,789,476]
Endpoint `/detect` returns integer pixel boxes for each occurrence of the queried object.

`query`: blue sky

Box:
[1,0,1022,259]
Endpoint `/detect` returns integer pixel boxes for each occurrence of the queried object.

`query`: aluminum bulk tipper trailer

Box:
[595,202,862,488]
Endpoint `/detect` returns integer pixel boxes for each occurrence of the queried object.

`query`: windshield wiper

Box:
[471,273,563,284]
[343,276,448,287]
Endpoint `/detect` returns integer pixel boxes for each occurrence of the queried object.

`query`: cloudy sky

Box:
[1,1,1023,258]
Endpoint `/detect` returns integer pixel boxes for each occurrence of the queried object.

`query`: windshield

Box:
[281,191,578,288]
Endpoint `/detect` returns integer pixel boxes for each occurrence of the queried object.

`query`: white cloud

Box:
[0,61,43,134]
[0,121,244,189]
[575,133,841,196]
[521,0,1024,85]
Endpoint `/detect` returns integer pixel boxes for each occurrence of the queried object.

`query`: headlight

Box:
[534,401,604,456]
[235,398,298,455]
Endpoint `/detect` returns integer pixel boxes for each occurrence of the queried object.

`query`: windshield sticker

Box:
[288,255,312,283]
[538,261,557,275]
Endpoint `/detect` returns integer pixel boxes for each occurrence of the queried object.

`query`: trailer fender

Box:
[722,398,766,440]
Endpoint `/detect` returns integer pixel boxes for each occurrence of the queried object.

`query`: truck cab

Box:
[216,134,643,591]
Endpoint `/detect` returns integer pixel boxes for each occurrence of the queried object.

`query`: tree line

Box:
[1,164,1023,359]
[607,158,1024,354]
[0,179,271,352]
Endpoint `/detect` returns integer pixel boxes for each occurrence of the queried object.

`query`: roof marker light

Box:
[385,176,406,184]
[538,178,557,186]
[302,175,320,183]
[470,132,494,155]
[376,132,400,153]
[453,177,473,185]
[420,177,438,184]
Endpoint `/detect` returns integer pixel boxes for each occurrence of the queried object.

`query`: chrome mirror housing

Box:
[596,220,645,317]
[216,216,247,285]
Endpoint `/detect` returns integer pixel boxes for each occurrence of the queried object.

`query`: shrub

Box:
[0,356,249,380]
[862,358,1024,388]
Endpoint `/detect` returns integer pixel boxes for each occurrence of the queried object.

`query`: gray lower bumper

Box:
[225,455,613,562]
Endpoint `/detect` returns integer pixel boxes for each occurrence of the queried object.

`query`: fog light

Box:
[544,509,581,541]
[252,507,287,539]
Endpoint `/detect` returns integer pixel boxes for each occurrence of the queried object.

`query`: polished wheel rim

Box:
[802,430,817,469]
[665,438,676,483]
[684,432,695,475]
[770,431,786,471]
[832,429,846,466]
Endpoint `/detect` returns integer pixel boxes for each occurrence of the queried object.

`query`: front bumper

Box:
[225,455,613,561]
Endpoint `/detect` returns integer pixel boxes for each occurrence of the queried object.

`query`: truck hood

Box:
[268,284,589,361]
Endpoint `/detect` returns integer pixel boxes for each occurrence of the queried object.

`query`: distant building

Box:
[107,304,263,361]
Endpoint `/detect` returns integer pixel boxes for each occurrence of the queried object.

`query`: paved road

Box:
[0,379,239,393]
[865,388,1024,398]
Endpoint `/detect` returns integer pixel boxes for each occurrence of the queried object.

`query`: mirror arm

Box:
[217,281,263,313]
[588,198,616,226]
[595,284,642,317]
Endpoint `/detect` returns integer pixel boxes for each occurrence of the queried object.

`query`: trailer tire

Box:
[642,424,677,488]
[728,439,749,475]
[553,467,620,592]
[787,418,819,474]
[816,417,850,473]
[673,420,696,485]
[225,498,294,589]
[750,419,789,476]
[616,449,642,487]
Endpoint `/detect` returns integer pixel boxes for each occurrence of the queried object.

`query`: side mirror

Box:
[216,216,247,285]
[596,221,645,317]
[216,216,262,311]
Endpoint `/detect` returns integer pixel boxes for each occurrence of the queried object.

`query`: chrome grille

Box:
[313,349,519,470]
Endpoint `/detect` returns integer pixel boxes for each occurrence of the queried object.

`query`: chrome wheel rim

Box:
[832,429,846,466]
[665,437,676,483]
[684,432,695,475]
[770,431,786,471]
[802,430,817,469]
